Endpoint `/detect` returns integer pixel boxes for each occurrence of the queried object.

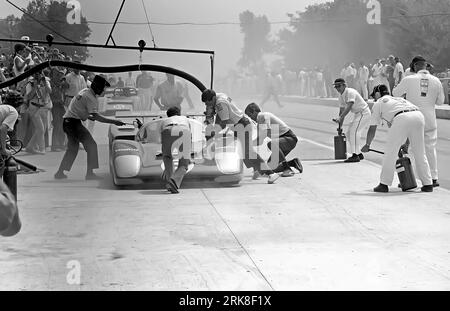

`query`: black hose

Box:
[0,60,207,92]
[13,157,37,172]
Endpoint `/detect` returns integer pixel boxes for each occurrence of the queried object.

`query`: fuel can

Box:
[334,129,347,160]
[396,155,417,191]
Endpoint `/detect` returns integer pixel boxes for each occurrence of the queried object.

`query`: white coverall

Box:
[392,69,445,180]
[370,95,432,186]
[357,66,369,100]
[339,87,371,155]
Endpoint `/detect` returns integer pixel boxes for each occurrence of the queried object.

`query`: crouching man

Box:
[160,106,192,194]
[244,102,303,177]
[361,84,433,193]
[201,89,280,184]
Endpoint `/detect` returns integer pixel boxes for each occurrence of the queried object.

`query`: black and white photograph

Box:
[1,0,450,295]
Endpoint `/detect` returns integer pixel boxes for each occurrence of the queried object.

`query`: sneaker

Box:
[268,173,280,184]
[166,179,179,194]
[358,153,364,160]
[432,179,440,187]
[54,172,68,180]
[289,158,303,174]
[281,169,295,177]
[373,183,389,193]
[344,154,360,163]
[252,170,261,180]
[85,173,103,180]
[421,185,433,192]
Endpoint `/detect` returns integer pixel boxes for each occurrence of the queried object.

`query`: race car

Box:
[103,87,139,116]
[108,111,244,187]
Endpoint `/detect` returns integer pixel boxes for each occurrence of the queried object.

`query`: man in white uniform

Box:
[393,57,404,87]
[361,84,432,193]
[357,62,369,100]
[333,78,371,163]
[392,55,445,187]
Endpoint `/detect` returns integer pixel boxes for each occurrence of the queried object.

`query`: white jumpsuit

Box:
[370,95,432,186]
[393,69,445,180]
[339,87,371,155]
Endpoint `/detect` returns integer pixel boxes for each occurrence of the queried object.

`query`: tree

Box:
[278,0,381,75]
[16,0,91,61]
[383,0,450,71]
[238,10,272,69]
[276,0,450,74]
[0,15,21,54]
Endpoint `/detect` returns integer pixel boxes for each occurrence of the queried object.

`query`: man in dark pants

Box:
[245,102,303,177]
[201,89,280,184]
[160,106,192,194]
[54,75,125,180]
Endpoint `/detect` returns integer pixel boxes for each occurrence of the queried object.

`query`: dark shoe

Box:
[421,185,433,192]
[166,179,179,194]
[54,172,68,180]
[344,154,360,163]
[289,158,303,173]
[373,183,389,193]
[85,173,103,180]
[252,170,261,180]
[281,169,295,177]
[358,153,364,160]
[432,179,440,187]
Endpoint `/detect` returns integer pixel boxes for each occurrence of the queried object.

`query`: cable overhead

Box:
[140,0,157,48]
[6,0,78,43]
[2,13,449,27]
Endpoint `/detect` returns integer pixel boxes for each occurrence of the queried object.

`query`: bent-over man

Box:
[361,84,433,193]
[54,75,125,180]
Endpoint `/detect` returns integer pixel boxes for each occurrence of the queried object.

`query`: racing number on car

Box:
[420,79,429,97]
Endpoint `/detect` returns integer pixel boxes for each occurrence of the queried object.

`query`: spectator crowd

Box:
[215,56,450,103]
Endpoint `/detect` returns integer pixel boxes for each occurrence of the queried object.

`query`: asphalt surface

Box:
[1,97,450,290]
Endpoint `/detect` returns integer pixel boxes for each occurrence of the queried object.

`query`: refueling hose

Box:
[0,60,207,92]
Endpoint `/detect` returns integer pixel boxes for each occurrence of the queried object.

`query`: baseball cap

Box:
[411,55,426,64]
[370,84,389,98]
[92,74,111,88]
[332,78,346,86]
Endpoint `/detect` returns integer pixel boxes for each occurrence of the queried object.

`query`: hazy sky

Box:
[1,0,328,82]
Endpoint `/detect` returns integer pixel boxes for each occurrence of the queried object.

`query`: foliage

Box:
[5,0,91,61]
[238,10,272,69]
[274,0,450,73]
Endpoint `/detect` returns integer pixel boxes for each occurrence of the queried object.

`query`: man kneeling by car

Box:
[160,106,192,194]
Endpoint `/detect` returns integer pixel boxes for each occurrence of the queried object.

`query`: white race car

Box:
[108,111,244,187]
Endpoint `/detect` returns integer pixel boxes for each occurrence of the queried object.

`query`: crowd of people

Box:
[215,56,450,104]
